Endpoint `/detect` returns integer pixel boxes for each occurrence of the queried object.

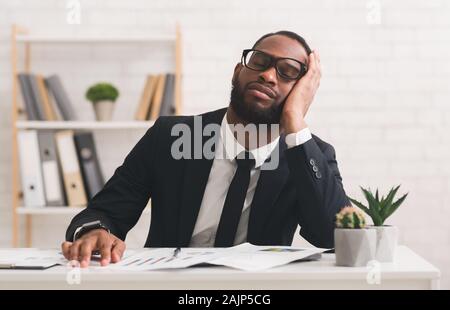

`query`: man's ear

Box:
[232,63,243,84]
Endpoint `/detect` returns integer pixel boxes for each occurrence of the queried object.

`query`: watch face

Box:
[75,221,107,240]
[84,220,101,227]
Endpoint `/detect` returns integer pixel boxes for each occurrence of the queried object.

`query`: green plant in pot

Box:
[86,83,119,121]
[348,185,408,262]
[334,206,376,267]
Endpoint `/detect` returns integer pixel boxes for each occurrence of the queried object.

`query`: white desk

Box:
[0,246,440,290]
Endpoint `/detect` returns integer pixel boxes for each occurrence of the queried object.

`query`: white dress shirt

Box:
[189,113,312,247]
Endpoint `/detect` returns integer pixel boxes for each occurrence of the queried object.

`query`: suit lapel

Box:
[177,108,226,246]
[247,137,289,244]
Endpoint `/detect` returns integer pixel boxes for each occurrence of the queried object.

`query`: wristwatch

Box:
[73,220,110,241]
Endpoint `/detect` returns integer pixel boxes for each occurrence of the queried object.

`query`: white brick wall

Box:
[1,0,449,288]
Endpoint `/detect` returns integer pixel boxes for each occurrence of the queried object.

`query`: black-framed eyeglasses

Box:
[241,49,308,80]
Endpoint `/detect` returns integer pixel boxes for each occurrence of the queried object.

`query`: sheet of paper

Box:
[109,248,227,271]
[0,249,65,269]
[0,249,138,269]
[207,243,328,271]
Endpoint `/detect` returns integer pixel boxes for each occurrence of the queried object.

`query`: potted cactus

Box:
[334,207,376,267]
[86,82,119,121]
[348,185,408,262]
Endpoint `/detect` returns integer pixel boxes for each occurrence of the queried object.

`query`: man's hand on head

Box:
[61,229,125,268]
[281,50,321,134]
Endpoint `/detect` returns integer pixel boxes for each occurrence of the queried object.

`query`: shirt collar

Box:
[219,112,280,168]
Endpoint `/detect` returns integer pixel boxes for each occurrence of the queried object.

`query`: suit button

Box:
[315,171,322,179]
[313,165,319,172]
[309,159,316,166]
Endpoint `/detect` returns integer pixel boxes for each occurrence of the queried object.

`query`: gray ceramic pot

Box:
[93,100,114,121]
[335,228,377,267]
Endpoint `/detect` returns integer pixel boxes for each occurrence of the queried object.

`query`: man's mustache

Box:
[245,81,277,98]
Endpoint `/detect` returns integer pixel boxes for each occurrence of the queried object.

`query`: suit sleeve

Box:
[285,138,349,248]
[65,119,162,241]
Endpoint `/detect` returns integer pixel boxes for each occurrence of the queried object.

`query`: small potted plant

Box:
[348,185,408,262]
[335,206,376,267]
[86,82,119,121]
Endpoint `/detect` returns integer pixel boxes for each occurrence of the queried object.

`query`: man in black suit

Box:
[62,31,349,267]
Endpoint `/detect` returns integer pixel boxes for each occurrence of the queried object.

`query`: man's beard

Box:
[230,79,284,125]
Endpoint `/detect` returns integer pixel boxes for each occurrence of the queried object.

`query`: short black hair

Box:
[252,30,312,55]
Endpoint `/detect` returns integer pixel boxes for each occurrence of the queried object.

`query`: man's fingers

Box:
[98,238,113,266]
[69,240,81,262]
[309,50,321,87]
[315,50,322,78]
[111,239,126,263]
[61,241,72,259]
[305,52,319,80]
[79,239,96,268]
[64,232,124,267]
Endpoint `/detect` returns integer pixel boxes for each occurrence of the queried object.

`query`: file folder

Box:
[37,131,66,206]
[55,130,87,206]
[17,130,46,207]
[74,132,105,200]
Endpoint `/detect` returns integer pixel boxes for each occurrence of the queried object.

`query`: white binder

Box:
[17,130,46,208]
[37,131,65,206]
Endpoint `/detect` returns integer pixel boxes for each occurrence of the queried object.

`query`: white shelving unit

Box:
[16,35,177,44]
[16,120,155,130]
[10,24,182,247]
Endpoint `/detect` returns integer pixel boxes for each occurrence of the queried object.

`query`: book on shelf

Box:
[135,75,157,121]
[134,72,176,121]
[45,75,77,121]
[18,71,176,123]
[36,75,59,121]
[17,129,104,208]
[17,73,40,121]
[17,72,76,121]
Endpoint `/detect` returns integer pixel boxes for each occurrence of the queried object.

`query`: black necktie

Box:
[215,151,255,247]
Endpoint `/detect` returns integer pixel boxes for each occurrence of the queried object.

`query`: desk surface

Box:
[0,246,440,290]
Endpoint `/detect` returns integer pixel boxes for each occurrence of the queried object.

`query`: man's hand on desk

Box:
[61,229,125,268]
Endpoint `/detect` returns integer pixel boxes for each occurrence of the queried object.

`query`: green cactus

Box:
[335,207,366,229]
[348,185,408,226]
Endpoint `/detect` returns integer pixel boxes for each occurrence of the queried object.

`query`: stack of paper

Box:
[0,244,328,271]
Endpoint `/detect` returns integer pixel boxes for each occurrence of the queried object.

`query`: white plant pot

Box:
[334,228,376,267]
[93,100,114,121]
[370,225,398,262]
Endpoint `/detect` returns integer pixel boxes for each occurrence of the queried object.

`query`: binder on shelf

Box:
[17,130,46,207]
[45,75,77,121]
[37,131,66,206]
[55,130,87,206]
[74,132,105,200]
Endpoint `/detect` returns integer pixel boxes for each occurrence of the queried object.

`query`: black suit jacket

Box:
[66,107,349,248]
